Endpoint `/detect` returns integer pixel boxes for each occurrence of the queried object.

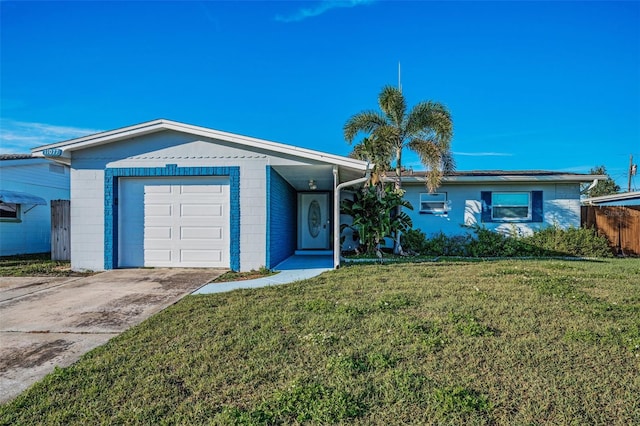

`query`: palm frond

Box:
[408,139,448,192]
[378,86,406,128]
[406,101,453,144]
[343,111,387,143]
[441,150,456,173]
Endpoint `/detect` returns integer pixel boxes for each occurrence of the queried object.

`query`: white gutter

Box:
[333,164,372,269]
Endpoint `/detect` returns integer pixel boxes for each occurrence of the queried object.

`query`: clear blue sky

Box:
[1,0,638,190]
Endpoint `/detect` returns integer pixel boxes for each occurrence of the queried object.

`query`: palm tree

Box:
[348,136,392,187]
[343,85,454,192]
[344,85,454,254]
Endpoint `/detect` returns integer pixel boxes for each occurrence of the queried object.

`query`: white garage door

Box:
[118,177,229,268]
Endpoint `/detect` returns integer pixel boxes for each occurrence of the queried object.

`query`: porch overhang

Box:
[0,190,47,206]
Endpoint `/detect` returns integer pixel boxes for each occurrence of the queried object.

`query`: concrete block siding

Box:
[266,166,297,268]
[403,182,582,238]
[67,130,321,272]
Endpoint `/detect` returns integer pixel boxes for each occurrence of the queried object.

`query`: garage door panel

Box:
[145,249,172,262]
[181,226,223,240]
[180,185,223,194]
[146,226,172,240]
[181,250,222,263]
[146,204,172,217]
[145,185,172,193]
[180,204,223,217]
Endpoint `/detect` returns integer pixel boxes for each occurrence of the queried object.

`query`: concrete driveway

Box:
[0,268,224,404]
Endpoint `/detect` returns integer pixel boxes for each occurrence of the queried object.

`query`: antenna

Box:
[398,61,402,93]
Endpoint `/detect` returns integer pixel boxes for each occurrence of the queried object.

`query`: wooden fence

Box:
[51,200,70,261]
[581,206,640,256]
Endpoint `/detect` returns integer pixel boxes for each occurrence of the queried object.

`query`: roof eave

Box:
[398,174,606,184]
[30,119,369,171]
[582,191,640,205]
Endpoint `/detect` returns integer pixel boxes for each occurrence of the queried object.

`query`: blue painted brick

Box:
[104,166,241,271]
[266,166,296,268]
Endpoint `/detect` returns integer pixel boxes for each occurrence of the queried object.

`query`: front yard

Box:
[0,253,88,277]
[1,259,639,424]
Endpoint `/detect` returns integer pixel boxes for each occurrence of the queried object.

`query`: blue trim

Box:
[265,166,297,268]
[104,165,240,271]
[531,191,543,222]
[266,166,271,268]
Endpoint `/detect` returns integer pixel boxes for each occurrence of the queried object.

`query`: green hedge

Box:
[400,225,613,258]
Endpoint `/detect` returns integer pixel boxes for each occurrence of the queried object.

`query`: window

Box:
[0,203,20,221]
[481,191,543,223]
[420,192,448,214]
[492,192,530,220]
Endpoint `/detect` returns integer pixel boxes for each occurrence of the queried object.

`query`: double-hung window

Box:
[419,192,448,215]
[492,192,530,221]
[481,191,543,223]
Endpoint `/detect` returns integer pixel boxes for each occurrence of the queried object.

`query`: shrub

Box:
[398,225,613,258]
[522,226,613,258]
[400,229,429,254]
[466,226,508,257]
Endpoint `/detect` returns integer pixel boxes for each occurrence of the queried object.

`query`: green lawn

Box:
[2,259,639,425]
[0,253,89,277]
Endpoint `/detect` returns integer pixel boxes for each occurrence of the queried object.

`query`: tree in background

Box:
[343,85,454,192]
[586,165,620,197]
[348,136,391,187]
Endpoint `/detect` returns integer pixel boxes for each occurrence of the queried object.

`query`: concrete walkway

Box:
[193,255,333,295]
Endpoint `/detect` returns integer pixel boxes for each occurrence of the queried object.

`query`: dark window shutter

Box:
[480,191,492,223]
[532,191,543,222]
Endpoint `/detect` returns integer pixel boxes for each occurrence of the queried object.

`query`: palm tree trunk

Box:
[394,144,403,254]
[394,145,402,190]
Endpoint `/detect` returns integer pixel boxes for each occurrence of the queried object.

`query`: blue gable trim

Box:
[104,165,240,271]
[266,166,297,268]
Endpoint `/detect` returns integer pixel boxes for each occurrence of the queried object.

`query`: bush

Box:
[400,225,613,258]
[400,229,429,254]
[522,226,613,258]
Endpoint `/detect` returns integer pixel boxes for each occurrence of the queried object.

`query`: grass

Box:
[1,259,639,424]
[0,253,91,277]
[211,266,277,283]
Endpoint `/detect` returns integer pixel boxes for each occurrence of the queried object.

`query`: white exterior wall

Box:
[68,130,330,271]
[0,160,69,256]
[69,168,105,270]
[403,182,582,238]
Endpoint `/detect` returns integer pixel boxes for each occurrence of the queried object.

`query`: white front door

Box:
[299,193,330,250]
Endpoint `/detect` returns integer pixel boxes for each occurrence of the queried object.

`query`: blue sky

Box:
[1,0,638,190]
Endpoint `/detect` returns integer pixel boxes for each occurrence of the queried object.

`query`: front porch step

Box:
[295,250,332,256]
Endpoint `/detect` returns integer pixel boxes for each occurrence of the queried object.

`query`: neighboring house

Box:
[0,154,70,256]
[31,119,602,271]
[581,191,640,256]
[582,191,640,207]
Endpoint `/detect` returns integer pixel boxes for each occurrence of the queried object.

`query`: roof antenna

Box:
[398,61,402,93]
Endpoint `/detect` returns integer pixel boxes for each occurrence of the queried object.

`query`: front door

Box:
[299,193,330,250]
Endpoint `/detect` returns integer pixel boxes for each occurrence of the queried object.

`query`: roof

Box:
[385,170,605,184]
[582,191,640,206]
[0,154,34,161]
[31,119,370,171]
